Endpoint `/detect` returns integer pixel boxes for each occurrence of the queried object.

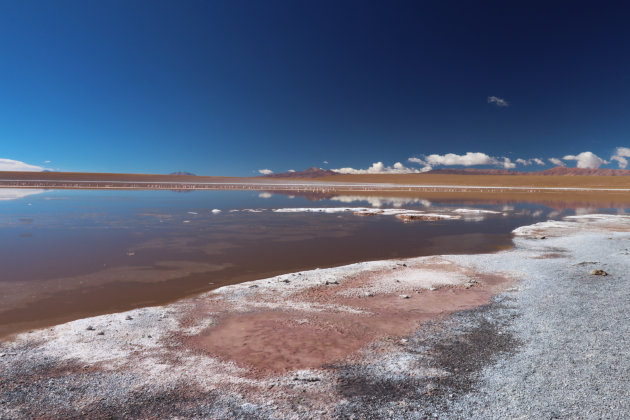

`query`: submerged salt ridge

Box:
[225,206,509,221]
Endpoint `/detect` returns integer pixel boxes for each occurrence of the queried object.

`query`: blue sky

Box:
[1,1,630,175]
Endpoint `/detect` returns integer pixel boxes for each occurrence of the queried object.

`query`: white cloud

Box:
[614,147,630,157]
[0,158,44,172]
[488,96,509,107]
[516,158,545,166]
[563,151,608,169]
[611,156,628,169]
[611,147,630,169]
[322,161,328,164]
[501,158,516,169]
[332,161,422,174]
[44,160,51,164]
[425,152,497,166]
[549,158,565,166]
[410,152,516,169]
[287,169,296,173]
[258,169,273,175]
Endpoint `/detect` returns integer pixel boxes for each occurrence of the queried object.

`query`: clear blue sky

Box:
[1,1,630,175]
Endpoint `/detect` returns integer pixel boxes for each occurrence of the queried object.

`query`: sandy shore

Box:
[1,214,630,418]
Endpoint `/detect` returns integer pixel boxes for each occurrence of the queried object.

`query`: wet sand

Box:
[2,214,629,418]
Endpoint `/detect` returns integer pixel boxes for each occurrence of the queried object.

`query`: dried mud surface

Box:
[2,214,630,419]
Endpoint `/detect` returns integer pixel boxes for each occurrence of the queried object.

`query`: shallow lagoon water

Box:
[0,188,626,339]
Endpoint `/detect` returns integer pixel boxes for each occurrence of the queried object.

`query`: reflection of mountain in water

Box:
[168,189,195,193]
[0,189,45,201]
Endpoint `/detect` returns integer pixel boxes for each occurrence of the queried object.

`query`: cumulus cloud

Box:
[0,158,44,172]
[563,151,608,169]
[426,152,497,167]
[287,169,296,173]
[488,96,509,107]
[516,158,545,166]
[332,161,421,174]
[409,152,517,170]
[549,158,565,167]
[611,147,630,169]
[611,156,628,169]
[258,169,273,175]
[501,158,516,169]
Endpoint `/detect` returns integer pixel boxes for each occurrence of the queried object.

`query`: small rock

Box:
[399,294,410,299]
[429,287,437,291]
[539,236,546,240]
[280,279,290,283]
[97,331,104,336]
[248,284,259,288]
[0,353,6,357]
[365,292,375,297]
[86,326,95,331]
[400,338,408,343]
[125,315,134,320]
[325,280,339,285]
[590,269,608,276]
[402,264,407,267]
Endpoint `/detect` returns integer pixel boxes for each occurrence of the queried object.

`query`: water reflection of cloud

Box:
[258,192,273,199]
[0,189,45,201]
[330,195,432,208]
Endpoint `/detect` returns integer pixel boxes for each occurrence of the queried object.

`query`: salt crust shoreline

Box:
[2,214,630,418]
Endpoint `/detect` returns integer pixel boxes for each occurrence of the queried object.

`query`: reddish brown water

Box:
[0,188,611,339]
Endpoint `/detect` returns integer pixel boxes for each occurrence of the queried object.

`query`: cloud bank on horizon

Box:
[0,158,45,172]
[328,148,630,175]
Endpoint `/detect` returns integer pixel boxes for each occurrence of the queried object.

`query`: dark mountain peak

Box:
[169,171,196,176]
[425,168,517,175]
[536,166,630,176]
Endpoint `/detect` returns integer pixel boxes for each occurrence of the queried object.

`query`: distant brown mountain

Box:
[425,167,630,176]
[535,167,630,176]
[263,167,339,178]
[425,168,516,175]
[169,171,196,176]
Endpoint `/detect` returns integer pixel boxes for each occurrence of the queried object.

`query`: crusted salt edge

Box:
[272,207,462,219]
[453,208,502,214]
[513,213,630,236]
[230,207,508,220]
[564,214,630,220]
[339,267,468,297]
